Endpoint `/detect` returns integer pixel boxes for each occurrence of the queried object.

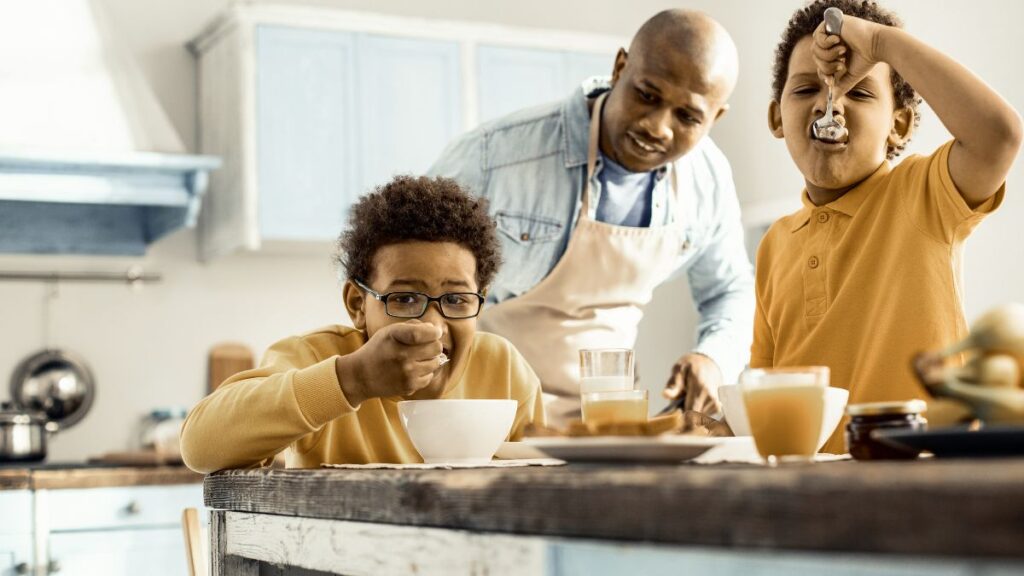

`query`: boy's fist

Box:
[336,320,445,406]
[812,15,884,97]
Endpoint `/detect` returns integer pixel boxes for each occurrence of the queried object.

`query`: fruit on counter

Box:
[944,303,1024,361]
[914,303,1024,424]
[958,353,1021,389]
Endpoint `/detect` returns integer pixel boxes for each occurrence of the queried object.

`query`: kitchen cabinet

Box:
[0,536,32,576]
[0,491,32,576]
[190,6,622,259]
[477,45,610,123]
[37,484,204,576]
[48,529,186,576]
[2,470,204,576]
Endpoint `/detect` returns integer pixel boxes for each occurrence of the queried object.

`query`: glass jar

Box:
[138,407,188,456]
[845,400,927,460]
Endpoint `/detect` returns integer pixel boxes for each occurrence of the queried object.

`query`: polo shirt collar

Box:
[789,160,893,232]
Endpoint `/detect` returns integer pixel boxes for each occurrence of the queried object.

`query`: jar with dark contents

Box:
[845,400,928,460]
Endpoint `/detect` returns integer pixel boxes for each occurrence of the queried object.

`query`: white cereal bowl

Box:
[718,384,850,452]
[397,399,517,464]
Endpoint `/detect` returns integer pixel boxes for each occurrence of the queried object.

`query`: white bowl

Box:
[719,384,849,452]
[397,399,517,464]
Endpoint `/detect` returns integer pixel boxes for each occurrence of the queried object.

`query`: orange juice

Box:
[582,390,648,424]
[743,384,825,459]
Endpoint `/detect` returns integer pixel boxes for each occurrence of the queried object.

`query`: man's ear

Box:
[610,48,628,86]
[713,103,730,124]
[768,100,785,139]
[342,280,367,330]
[888,105,915,150]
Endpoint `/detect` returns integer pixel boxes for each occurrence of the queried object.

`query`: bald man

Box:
[429,10,754,425]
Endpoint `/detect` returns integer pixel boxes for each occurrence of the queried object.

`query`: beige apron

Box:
[479,93,687,425]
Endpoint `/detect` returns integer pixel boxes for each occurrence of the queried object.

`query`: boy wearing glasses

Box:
[181,176,545,470]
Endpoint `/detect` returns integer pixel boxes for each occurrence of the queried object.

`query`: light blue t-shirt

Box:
[595,152,655,227]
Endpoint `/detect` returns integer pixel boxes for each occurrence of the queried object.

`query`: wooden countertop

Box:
[205,458,1024,559]
[0,465,202,490]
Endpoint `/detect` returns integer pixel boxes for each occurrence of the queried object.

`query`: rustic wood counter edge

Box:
[204,458,1024,559]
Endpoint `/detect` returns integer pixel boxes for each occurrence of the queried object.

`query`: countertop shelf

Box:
[0,464,202,490]
[205,458,1024,559]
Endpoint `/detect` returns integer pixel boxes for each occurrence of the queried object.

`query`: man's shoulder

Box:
[473,99,568,171]
[678,136,732,183]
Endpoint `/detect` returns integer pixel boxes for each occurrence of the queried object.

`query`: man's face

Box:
[772,36,901,191]
[358,241,480,400]
[601,45,730,173]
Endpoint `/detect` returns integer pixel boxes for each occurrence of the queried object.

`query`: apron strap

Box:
[582,93,606,215]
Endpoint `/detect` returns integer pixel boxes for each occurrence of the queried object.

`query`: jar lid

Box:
[846,399,928,417]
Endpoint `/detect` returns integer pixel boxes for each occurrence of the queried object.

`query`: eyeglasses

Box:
[353,279,484,319]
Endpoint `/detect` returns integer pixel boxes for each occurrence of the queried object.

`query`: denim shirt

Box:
[428,85,755,384]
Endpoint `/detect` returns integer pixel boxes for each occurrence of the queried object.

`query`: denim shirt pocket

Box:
[495,211,563,245]
[492,211,564,297]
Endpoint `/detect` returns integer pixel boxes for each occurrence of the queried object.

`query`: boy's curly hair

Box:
[335,175,501,290]
[771,0,921,159]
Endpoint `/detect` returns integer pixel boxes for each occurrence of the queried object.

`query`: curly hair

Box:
[335,175,501,290]
[771,0,921,159]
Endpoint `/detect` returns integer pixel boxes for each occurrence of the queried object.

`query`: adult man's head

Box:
[601,9,739,173]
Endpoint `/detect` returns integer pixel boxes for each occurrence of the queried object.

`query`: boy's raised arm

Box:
[815,16,1023,206]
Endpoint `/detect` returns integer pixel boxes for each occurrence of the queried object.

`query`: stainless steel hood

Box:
[0,0,219,255]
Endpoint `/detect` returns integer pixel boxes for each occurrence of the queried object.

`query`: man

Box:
[429,9,754,425]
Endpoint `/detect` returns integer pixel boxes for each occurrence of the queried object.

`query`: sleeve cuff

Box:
[692,336,749,386]
[291,356,356,428]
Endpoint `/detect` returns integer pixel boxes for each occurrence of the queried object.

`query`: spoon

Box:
[812,7,848,142]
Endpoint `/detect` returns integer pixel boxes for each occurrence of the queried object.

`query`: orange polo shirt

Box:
[752,141,1003,453]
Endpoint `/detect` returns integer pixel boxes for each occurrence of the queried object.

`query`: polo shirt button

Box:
[520,233,530,241]
[817,212,830,223]
[808,256,819,269]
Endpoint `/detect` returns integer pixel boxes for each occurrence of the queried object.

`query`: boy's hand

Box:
[337,320,444,406]
[662,353,723,415]
[812,15,884,97]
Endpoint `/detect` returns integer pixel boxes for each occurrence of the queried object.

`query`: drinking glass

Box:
[582,389,648,425]
[740,366,830,464]
[579,348,634,394]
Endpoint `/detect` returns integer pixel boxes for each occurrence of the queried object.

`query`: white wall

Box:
[1,0,1020,460]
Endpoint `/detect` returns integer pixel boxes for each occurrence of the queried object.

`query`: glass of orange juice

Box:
[740,366,830,464]
[582,389,648,425]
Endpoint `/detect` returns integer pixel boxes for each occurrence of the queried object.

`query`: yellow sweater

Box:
[181,325,545,471]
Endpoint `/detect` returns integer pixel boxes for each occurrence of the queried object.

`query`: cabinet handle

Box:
[14,563,30,575]
[124,500,141,515]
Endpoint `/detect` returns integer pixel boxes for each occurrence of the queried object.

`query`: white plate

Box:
[518,435,754,463]
[495,442,549,460]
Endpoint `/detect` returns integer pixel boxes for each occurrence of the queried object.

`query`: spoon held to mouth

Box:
[812,7,848,142]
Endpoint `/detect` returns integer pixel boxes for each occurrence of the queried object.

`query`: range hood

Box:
[0,0,219,256]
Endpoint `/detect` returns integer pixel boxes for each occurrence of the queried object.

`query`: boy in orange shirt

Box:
[181,176,545,471]
[754,0,1021,452]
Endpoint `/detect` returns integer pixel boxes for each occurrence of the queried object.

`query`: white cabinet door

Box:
[255,28,462,242]
[48,528,189,576]
[0,535,32,576]
[356,34,462,196]
[256,25,359,241]
[477,46,613,123]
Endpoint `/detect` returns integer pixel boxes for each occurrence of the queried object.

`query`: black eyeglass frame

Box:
[353,278,485,319]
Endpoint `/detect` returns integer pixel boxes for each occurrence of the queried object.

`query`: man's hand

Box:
[336,320,444,406]
[663,353,724,414]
